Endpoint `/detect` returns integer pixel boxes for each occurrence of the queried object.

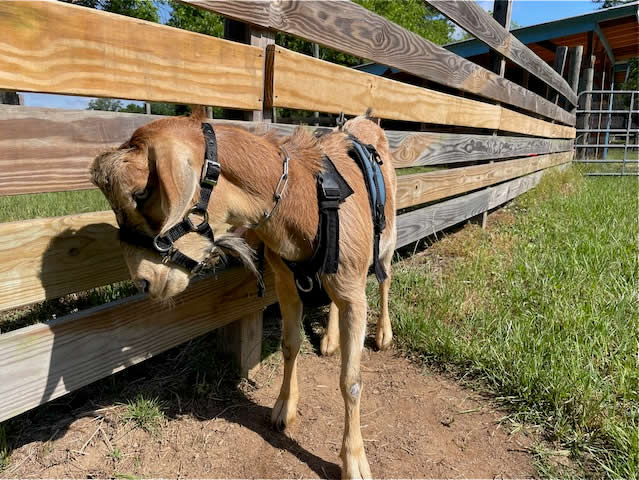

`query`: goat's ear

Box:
[190,105,208,122]
[149,139,198,232]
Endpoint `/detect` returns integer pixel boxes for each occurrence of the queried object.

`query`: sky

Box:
[21,0,602,110]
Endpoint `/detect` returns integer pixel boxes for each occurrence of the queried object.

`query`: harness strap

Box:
[348,137,387,282]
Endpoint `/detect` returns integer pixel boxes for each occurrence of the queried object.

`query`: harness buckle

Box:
[191,261,207,276]
[201,159,221,186]
[184,207,210,233]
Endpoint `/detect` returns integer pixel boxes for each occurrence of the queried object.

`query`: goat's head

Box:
[90,113,256,301]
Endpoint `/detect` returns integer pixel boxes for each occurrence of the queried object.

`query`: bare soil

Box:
[2,330,537,479]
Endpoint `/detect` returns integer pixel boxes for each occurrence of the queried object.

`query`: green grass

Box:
[0,189,109,223]
[121,395,165,434]
[380,167,638,477]
[0,425,10,471]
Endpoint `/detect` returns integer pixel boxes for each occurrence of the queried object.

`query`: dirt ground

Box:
[3,332,537,479]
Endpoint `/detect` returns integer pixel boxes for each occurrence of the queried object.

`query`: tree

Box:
[87,98,124,111]
[166,1,223,37]
[59,0,160,21]
[593,0,634,8]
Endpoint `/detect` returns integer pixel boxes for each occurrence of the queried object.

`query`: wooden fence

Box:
[0,0,577,423]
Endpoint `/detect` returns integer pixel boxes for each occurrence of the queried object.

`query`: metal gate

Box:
[574,89,638,176]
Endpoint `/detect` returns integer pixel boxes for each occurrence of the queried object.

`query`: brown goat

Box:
[91,110,397,479]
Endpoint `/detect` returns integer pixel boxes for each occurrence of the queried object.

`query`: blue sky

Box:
[22,1,600,110]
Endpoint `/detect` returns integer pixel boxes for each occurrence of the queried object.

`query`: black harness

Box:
[118,123,221,275]
[282,136,388,308]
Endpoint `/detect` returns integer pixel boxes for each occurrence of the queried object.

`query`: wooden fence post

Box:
[218,19,275,378]
[482,0,512,229]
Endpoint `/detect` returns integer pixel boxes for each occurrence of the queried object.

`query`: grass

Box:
[121,395,165,434]
[0,189,109,223]
[379,166,638,477]
[0,425,10,471]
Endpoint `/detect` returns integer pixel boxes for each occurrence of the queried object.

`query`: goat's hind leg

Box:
[338,292,371,479]
[320,302,340,356]
[375,247,393,350]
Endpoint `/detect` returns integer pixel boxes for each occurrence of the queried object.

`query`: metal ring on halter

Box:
[184,207,210,232]
[153,234,173,253]
[295,276,314,293]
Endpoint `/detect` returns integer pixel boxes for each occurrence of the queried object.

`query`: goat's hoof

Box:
[320,334,339,356]
[341,450,372,479]
[271,398,297,431]
[375,328,393,351]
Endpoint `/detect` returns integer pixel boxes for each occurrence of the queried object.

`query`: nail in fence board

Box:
[184,0,575,126]
[0,1,264,110]
[269,47,575,138]
[427,0,578,107]
[0,267,276,422]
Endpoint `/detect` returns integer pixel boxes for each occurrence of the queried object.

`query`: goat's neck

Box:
[216,130,319,261]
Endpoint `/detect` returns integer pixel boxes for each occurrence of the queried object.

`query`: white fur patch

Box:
[350,383,360,397]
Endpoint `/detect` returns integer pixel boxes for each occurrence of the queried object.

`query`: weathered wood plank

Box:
[0,267,276,422]
[0,211,125,312]
[270,46,501,129]
[271,47,575,138]
[0,106,573,196]
[386,131,573,167]
[0,107,276,196]
[427,0,578,106]
[396,163,563,247]
[0,1,264,109]
[499,108,575,139]
[396,151,572,209]
[183,0,575,126]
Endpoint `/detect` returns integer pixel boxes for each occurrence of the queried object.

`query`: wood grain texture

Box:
[386,131,573,167]
[499,108,575,139]
[0,267,276,422]
[0,1,263,109]
[271,47,575,138]
[0,107,275,196]
[0,211,126,311]
[182,0,575,126]
[428,0,578,106]
[396,163,562,247]
[396,151,572,209]
[271,46,500,129]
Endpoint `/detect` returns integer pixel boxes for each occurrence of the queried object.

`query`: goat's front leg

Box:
[271,270,303,430]
[338,294,371,479]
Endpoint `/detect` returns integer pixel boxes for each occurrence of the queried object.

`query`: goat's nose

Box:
[135,279,150,294]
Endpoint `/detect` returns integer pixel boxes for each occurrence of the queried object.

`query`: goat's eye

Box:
[133,188,150,202]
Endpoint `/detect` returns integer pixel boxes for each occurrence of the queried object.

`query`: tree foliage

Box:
[593,0,634,8]
[59,0,159,21]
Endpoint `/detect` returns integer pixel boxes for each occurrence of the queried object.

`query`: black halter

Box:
[118,123,221,275]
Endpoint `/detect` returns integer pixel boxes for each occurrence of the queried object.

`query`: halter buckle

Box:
[201,159,220,186]
[153,234,173,253]
[184,207,210,233]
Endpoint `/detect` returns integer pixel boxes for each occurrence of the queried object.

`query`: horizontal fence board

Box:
[185,0,575,126]
[428,0,578,106]
[0,106,573,196]
[396,163,563,247]
[270,47,576,138]
[270,46,501,129]
[386,131,573,167]
[0,1,263,109]
[0,211,125,312]
[396,151,572,209]
[0,107,276,196]
[0,267,276,422]
[499,108,575,139]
